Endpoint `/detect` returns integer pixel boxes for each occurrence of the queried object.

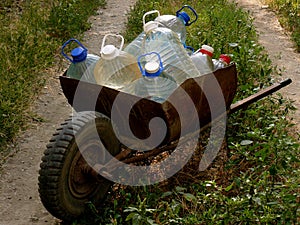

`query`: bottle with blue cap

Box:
[124,7,197,58]
[140,10,200,84]
[61,38,99,82]
[154,5,198,45]
[93,34,141,90]
[121,52,178,103]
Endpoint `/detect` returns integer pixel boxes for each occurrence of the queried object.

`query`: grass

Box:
[1,0,298,224]
[263,0,300,52]
[72,0,298,224]
[0,0,106,151]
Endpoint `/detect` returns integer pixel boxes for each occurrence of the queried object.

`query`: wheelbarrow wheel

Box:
[38,111,120,222]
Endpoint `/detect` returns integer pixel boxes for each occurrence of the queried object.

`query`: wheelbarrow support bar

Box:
[229,78,292,114]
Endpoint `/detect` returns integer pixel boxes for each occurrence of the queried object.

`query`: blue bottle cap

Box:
[177,12,190,25]
[71,47,88,63]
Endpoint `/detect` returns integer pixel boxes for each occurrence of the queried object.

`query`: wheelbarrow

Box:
[38,63,291,222]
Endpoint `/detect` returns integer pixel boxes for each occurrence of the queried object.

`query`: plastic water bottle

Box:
[124,10,161,58]
[123,32,145,58]
[142,12,200,84]
[154,5,198,45]
[61,39,99,81]
[124,9,197,58]
[213,54,231,70]
[93,34,141,90]
[184,45,195,56]
[190,45,214,75]
[121,52,178,103]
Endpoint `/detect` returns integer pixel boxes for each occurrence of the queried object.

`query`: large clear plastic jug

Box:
[154,5,198,45]
[123,10,161,58]
[121,52,178,103]
[93,34,141,90]
[142,11,200,84]
[124,8,197,58]
[61,38,99,81]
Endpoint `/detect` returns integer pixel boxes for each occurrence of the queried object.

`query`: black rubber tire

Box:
[38,111,120,222]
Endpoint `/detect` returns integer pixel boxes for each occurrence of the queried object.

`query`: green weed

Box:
[73,0,299,224]
[1,0,298,224]
[0,0,106,151]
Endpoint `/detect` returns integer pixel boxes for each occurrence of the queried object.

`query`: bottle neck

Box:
[220,58,228,65]
[219,54,231,65]
[177,12,190,26]
[199,49,213,57]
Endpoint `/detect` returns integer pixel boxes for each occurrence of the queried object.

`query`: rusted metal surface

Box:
[60,63,238,146]
[229,78,292,114]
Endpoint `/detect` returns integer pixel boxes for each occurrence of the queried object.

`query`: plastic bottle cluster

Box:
[61,5,231,103]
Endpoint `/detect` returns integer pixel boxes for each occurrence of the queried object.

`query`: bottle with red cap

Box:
[190,44,214,75]
[212,54,231,70]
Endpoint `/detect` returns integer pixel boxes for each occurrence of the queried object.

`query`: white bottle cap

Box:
[145,61,160,73]
[144,21,159,33]
[201,45,214,53]
[101,45,119,60]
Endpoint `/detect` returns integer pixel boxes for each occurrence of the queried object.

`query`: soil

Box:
[235,0,300,132]
[0,0,299,224]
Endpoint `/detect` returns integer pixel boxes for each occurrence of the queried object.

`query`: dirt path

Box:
[234,0,300,132]
[0,0,299,224]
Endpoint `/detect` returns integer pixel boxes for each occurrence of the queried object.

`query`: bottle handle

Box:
[183,43,195,53]
[61,38,87,63]
[101,34,125,53]
[143,10,161,27]
[137,52,164,76]
[176,5,198,26]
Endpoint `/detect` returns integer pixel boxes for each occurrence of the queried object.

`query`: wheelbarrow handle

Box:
[229,78,292,114]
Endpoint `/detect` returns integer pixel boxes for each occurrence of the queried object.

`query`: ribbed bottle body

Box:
[143,27,200,84]
[190,45,214,75]
[122,72,177,103]
[190,53,214,75]
[66,54,99,80]
[155,15,186,44]
[94,52,141,90]
[123,32,146,58]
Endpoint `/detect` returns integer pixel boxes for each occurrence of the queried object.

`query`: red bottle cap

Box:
[219,54,231,65]
[199,45,214,57]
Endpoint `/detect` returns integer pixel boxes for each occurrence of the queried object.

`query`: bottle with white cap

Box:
[124,9,198,60]
[121,52,178,103]
[61,38,99,81]
[141,11,200,84]
[212,54,231,70]
[93,34,141,90]
[190,44,214,75]
[124,10,161,58]
[154,5,198,45]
